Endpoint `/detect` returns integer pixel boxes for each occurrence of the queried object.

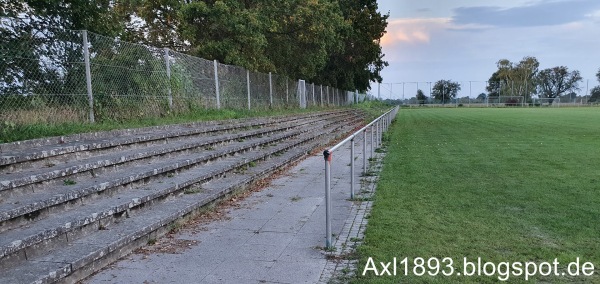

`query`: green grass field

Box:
[356,108,600,283]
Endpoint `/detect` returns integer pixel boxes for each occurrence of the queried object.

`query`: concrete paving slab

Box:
[85,134,380,284]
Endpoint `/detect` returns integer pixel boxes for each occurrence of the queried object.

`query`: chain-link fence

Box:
[1,21,360,127]
[376,81,599,107]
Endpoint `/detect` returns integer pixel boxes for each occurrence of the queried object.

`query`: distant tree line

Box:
[406,56,597,105]
[2,0,389,93]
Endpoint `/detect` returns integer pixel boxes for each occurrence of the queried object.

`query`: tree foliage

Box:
[432,80,461,104]
[114,0,387,91]
[590,87,600,103]
[416,89,427,103]
[316,0,389,92]
[486,56,538,100]
[536,66,582,102]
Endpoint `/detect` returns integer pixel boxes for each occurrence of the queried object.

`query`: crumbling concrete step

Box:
[0,113,360,231]
[0,113,346,192]
[0,114,360,284]
[0,121,343,261]
[0,119,335,227]
[0,110,350,165]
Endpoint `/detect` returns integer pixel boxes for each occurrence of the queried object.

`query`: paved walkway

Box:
[86,138,382,284]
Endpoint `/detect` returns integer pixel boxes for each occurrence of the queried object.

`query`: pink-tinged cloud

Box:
[381,18,449,47]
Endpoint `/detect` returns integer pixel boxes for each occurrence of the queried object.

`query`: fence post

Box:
[323,150,332,248]
[214,60,220,109]
[371,124,374,157]
[164,48,172,111]
[269,72,273,108]
[247,70,251,110]
[351,137,355,199]
[312,83,315,107]
[82,30,95,123]
[286,77,289,105]
[320,85,323,107]
[363,129,367,174]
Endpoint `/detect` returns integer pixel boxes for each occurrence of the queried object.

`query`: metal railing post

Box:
[350,138,355,199]
[214,60,220,109]
[82,30,95,123]
[363,129,367,174]
[323,150,332,248]
[370,125,374,157]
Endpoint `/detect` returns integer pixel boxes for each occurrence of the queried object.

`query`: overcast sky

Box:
[374,0,600,98]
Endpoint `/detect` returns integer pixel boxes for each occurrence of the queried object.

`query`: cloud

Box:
[452,0,600,28]
[381,18,448,48]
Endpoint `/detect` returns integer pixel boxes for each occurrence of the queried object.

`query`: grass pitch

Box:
[356,108,600,283]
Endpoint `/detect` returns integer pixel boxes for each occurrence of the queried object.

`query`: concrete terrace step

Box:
[0,118,353,261]
[0,124,341,284]
[0,110,349,156]
[0,114,359,231]
[0,112,353,190]
[0,110,365,284]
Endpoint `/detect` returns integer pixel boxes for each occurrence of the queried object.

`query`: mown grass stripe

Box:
[356,108,600,283]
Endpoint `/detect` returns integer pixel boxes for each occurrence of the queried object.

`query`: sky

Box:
[373,0,600,99]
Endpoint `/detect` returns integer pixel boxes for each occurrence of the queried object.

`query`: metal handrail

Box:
[322,106,399,248]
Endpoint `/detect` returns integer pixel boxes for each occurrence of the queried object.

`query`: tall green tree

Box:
[588,68,600,103]
[260,0,345,80]
[178,0,271,71]
[0,0,120,97]
[536,66,582,104]
[416,89,427,104]
[316,0,388,92]
[486,56,538,101]
[432,80,461,104]
[114,0,185,50]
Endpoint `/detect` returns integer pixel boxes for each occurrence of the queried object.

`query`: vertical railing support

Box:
[350,138,355,199]
[246,70,251,110]
[363,129,367,174]
[370,124,374,158]
[323,150,332,248]
[214,60,220,109]
[164,48,172,111]
[82,30,95,123]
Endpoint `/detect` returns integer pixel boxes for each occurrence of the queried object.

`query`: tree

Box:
[432,80,461,104]
[486,56,539,101]
[416,89,427,105]
[590,86,600,103]
[316,0,389,92]
[260,0,345,80]
[536,66,582,104]
[477,93,487,101]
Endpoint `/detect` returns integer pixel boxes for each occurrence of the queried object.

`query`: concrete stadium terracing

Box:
[0,109,365,283]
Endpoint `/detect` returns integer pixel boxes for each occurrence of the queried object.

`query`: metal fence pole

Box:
[363,129,367,174]
[214,60,220,109]
[269,72,273,107]
[82,30,95,123]
[323,150,332,248]
[370,125,374,157]
[351,137,355,199]
[312,83,315,107]
[320,85,323,107]
[286,77,289,105]
[164,48,172,111]
[246,70,251,110]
